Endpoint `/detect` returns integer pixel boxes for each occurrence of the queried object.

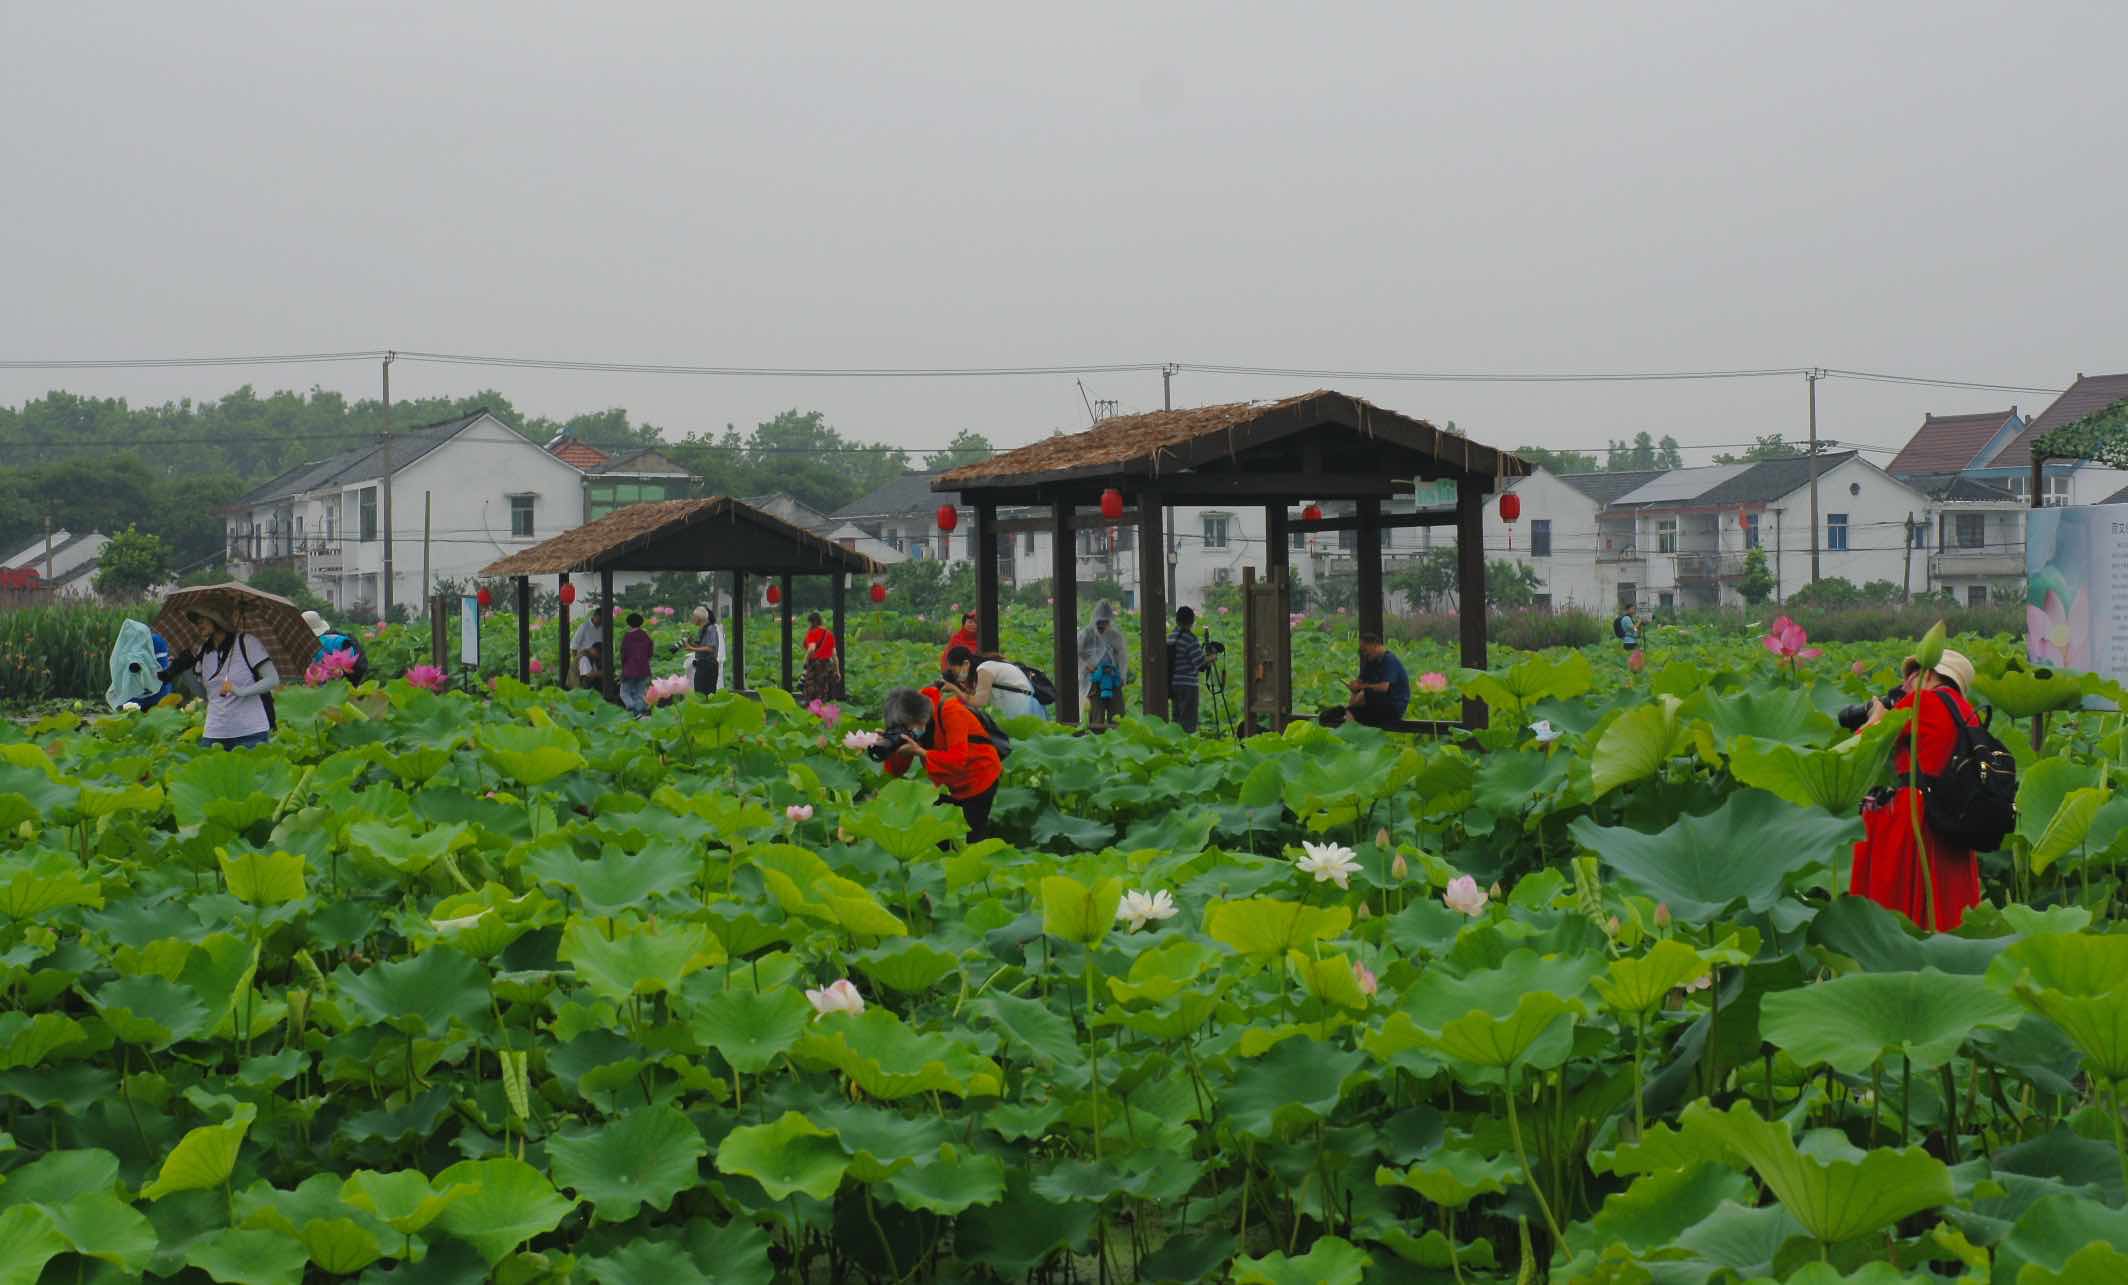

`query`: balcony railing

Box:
[1929,548,2022,579]
[1675,552,1748,582]
[1597,546,1643,564]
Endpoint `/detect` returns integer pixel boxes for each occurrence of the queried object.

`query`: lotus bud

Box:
[1391,853,1409,881]
[15,820,31,842]
[1375,827,1392,850]
[285,989,310,1041]
[1356,902,1372,920]
[1488,882,1503,901]
[1604,915,1621,937]
[1654,902,1672,928]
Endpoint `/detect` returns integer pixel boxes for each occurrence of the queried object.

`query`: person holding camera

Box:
[685,605,722,694]
[874,684,1004,841]
[1166,606,1206,733]
[1078,600,1129,732]
[1848,649,1985,932]
[942,645,1046,720]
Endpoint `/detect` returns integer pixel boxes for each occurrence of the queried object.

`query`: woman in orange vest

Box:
[878,684,1004,841]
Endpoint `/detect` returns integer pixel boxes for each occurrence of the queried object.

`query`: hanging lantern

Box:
[559,582,577,606]
[1499,493,1522,523]
[869,581,888,604]
[1099,488,1125,520]
[766,583,782,605]
[1301,503,1324,523]
[476,586,492,609]
[936,504,959,532]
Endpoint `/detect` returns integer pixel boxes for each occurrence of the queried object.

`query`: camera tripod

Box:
[1199,630,1235,738]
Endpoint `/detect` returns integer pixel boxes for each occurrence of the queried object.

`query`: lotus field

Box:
[11,616,2128,1283]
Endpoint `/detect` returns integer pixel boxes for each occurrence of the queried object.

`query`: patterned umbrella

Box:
[152,583,319,679]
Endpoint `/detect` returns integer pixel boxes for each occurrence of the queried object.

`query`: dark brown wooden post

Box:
[557,575,571,688]
[1357,497,1384,641]
[515,576,531,682]
[976,502,1001,653]
[831,572,848,701]
[1138,490,1168,720]
[599,569,616,702]
[779,575,795,692]
[1456,483,1488,728]
[730,571,746,692]
[1050,500,1079,724]
[1266,502,1290,587]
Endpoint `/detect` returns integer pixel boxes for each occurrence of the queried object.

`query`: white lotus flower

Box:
[1442,875,1489,917]
[843,730,884,752]
[1529,720,1560,744]
[805,979,865,1018]
[1115,889,1179,932]
[120,701,141,712]
[1296,841,1362,890]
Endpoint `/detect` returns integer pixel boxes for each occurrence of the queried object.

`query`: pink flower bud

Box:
[1391,853,1409,881]
[1654,902,1672,927]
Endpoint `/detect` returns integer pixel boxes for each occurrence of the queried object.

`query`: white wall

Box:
[1484,471,1606,610]
[2071,464,2128,507]
[1762,456,1932,605]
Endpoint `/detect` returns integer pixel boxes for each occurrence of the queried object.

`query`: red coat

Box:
[885,687,1002,802]
[941,627,980,672]
[1849,686,1984,932]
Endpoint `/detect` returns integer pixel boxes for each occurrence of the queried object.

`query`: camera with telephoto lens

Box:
[867,725,922,763]
[1837,685,1908,733]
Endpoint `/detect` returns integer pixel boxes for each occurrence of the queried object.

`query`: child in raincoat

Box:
[106,620,172,711]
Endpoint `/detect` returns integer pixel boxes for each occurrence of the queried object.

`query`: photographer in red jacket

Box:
[876,685,1004,842]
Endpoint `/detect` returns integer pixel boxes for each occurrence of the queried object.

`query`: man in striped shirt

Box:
[1167,606,1206,733]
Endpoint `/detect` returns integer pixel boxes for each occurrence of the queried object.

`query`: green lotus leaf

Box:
[141,1102,257,1200]
[851,939,962,994]
[1681,1100,1953,1246]
[0,765,80,833]
[885,1144,1007,1215]
[1990,932,2128,1079]
[1040,874,1123,947]
[1205,898,1352,960]
[332,946,490,1039]
[582,1237,713,1285]
[1571,1162,1759,1257]
[1375,1148,1517,1208]
[431,1157,578,1267]
[548,1104,707,1222]
[1569,788,1858,920]
[2015,758,2103,852]
[1589,696,1696,799]
[843,776,968,859]
[42,1191,157,1275]
[685,985,814,1074]
[792,1008,1003,1101]
[1682,685,1835,748]
[426,883,557,959]
[969,992,1085,1070]
[0,856,102,920]
[77,781,163,819]
[346,819,475,878]
[953,1171,1100,1278]
[1232,1234,1372,1285]
[559,915,723,1002]
[1760,968,2023,1074]
[0,1011,87,1069]
[217,849,307,906]
[2031,787,2110,876]
[1974,661,2088,719]
[715,1110,848,1202]
[1287,948,1369,1011]
[0,1148,119,1208]
[338,1169,478,1235]
[0,1205,68,1285]
[1591,938,1714,1017]
[524,842,696,917]
[1808,895,2011,975]
[1994,1192,2128,1284]
[674,693,766,749]
[182,1226,310,1285]
[1220,1037,1368,1141]
[169,752,297,833]
[476,723,586,788]
[1728,717,1903,816]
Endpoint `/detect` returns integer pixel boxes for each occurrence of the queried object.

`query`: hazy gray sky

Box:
[4,2,2124,464]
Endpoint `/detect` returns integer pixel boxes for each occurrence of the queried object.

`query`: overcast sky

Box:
[4,2,2124,464]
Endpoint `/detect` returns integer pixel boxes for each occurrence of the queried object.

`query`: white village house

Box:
[0,529,109,599]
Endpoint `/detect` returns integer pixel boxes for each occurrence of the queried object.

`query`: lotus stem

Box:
[1503,1067,1566,1256]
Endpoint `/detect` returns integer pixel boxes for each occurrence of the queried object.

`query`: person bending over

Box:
[876,684,1004,842]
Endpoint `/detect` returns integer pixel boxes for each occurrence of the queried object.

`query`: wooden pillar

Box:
[514,576,530,682]
[831,572,848,701]
[1266,502,1290,588]
[1050,500,1079,724]
[976,502,1001,653]
[730,571,746,692]
[1138,491,1168,720]
[598,570,616,701]
[779,575,795,691]
[557,575,571,689]
[1357,497,1384,641]
[1456,482,1488,729]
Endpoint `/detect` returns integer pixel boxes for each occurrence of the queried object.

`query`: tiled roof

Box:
[1693,452,1862,506]
[1886,410,2015,476]
[481,497,882,577]
[837,471,957,517]
[593,448,693,478]
[549,440,609,470]
[236,410,491,506]
[1556,470,1668,505]
[1988,373,2128,468]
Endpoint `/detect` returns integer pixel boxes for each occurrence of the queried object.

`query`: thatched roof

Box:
[937,390,1529,499]
[482,497,883,578]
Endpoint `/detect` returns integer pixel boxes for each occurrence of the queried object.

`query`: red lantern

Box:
[1301,503,1324,523]
[766,583,782,605]
[559,582,577,606]
[1499,493,1522,523]
[936,504,959,532]
[869,582,887,604]
[1099,488,1125,520]
[476,586,492,609]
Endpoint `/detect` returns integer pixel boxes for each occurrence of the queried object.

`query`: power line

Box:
[1174,361,1807,384]
[0,351,386,370]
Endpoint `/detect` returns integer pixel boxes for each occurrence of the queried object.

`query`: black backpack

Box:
[1919,689,2017,853]
[937,690,1012,761]
[1613,614,1629,639]
[1012,663,1058,708]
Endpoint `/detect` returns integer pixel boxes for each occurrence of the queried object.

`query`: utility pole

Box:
[1902,512,1915,602]
[1162,363,1178,609]
[1806,368,1822,584]
[381,351,396,620]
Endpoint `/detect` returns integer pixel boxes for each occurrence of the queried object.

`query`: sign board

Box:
[1409,479,1459,510]
[2024,504,2128,686]
[460,595,480,668]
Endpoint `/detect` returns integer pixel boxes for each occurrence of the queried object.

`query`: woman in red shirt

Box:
[1850,648,1984,932]
[878,685,1003,841]
[802,612,840,704]
[941,611,980,672]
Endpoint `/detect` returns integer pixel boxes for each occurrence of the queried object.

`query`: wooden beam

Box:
[1357,498,1384,641]
[514,576,531,683]
[1265,502,1289,590]
[990,509,1141,537]
[831,572,847,701]
[975,503,1001,653]
[730,571,746,692]
[1456,484,1487,729]
[1138,491,1167,721]
[1050,503,1079,724]
[599,569,616,702]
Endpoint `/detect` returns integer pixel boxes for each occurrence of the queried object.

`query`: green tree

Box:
[1736,546,1775,605]
[1513,445,1601,475]
[246,565,328,613]
[92,525,171,600]
[1386,547,1460,612]
[1787,576,1860,610]
[924,430,995,471]
[1486,559,1544,610]
[1605,432,1684,471]
[1714,434,1805,465]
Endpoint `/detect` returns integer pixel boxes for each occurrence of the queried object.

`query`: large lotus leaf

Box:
[41,1191,157,1275]
[0,1149,119,1208]
[168,752,296,832]
[217,849,307,906]
[1808,895,2012,976]
[1030,810,1117,851]
[686,985,814,1074]
[1672,1200,1809,1281]
[1569,788,1858,920]
[1994,1192,2128,1283]
[183,1227,310,1285]
[792,1008,1003,1101]
[1728,717,1903,816]
[431,1157,577,1266]
[1761,968,2023,1074]
[582,1238,713,1285]
[1681,1100,1954,1245]
[0,855,103,920]
[1040,874,1122,947]
[338,1169,478,1235]
[810,1102,952,1183]
[843,776,968,859]
[1288,948,1369,1011]
[969,992,1086,1071]
[2031,787,2110,876]
[0,1206,68,1285]
[648,785,775,839]
[1232,1235,1371,1285]
[1569,1162,1759,1257]
[1402,948,1599,1029]
[884,1144,1007,1215]
[954,1170,1100,1277]
[851,939,961,994]
[1374,1148,1517,1208]
[1683,685,1837,748]
[1220,1037,1368,1140]
[333,946,490,1039]
[92,975,209,1050]
[1990,932,2128,1079]
[476,723,586,788]
[426,884,557,959]
[1591,939,1714,1017]
[525,842,696,916]
[1105,939,1218,1006]
[675,693,766,748]
[1974,662,2089,719]
[1206,898,1352,960]
[2015,758,2103,853]
[548,1104,707,1221]
[0,765,79,832]
[1589,696,1701,800]
[559,916,724,1002]
[0,1012,87,1070]
[2022,1242,2128,1284]
[346,820,474,878]
[76,781,164,820]
[1459,649,1593,708]
[141,1102,258,1200]
[716,1111,848,1202]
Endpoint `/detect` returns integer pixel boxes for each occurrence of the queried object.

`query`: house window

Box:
[2047,474,2071,507]
[1534,593,1552,611]
[1290,526,1306,550]
[1658,591,1674,611]
[1657,519,1677,555]
[1202,514,1230,549]
[1117,525,1134,553]
[1618,583,1637,607]
[1968,585,1987,607]
[1530,519,1552,558]
[1955,513,1986,548]
[1826,513,1848,551]
[359,487,378,542]
[1023,530,1036,555]
[1910,519,1928,549]
[1742,514,1760,549]
[510,495,535,539]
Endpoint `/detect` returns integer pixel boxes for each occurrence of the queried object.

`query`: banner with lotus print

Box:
[2024,503,2118,680]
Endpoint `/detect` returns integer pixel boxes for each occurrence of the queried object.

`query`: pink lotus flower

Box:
[1627,650,1646,673]
[808,699,843,728]
[843,729,884,752]
[1218,606,1230,616]
[2030,589,2089,668]
[1391,852,1408,880]
[1353,960,1379,998]
[1850,659,1867,676]
[950,603,962,613]
[1685,973,1713,994]
[530,658,545,674]
[805,979,865,1018]
[654,605,675,617]
[1443,875,1489,916]
[1654,902,1672,927]
[405,664,448,693]
[1761,616,1821,668]
[647,673,693,706]
[787,804,814,823]
[305,648,360,686]
[1417,671,1448,693]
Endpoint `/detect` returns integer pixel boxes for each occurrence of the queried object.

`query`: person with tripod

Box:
[1166,606,1206,733]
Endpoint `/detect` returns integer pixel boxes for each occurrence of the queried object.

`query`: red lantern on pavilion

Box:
[936,504,959,532]
[1301,503,1324,523]
[869,582,887,604]
[1499,493,1522,522]
[766,583,782,605]
[559,582,577,606]
[1099,488,1125,520]
[476,586,492,609]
